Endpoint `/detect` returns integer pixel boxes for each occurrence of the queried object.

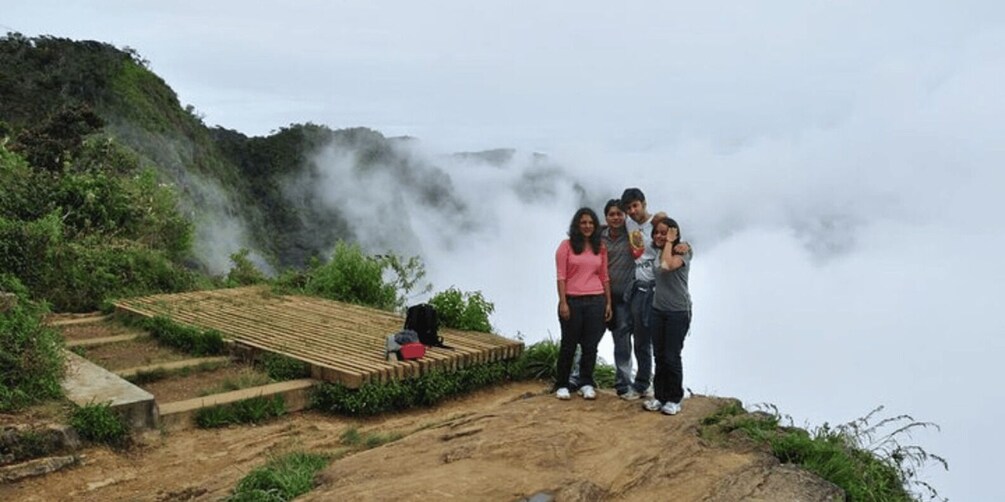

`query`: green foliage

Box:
[339,426,403,449]
[226,248,267,287]
[301,242,396,310]
[260,353,311,381]
[508,337,559,382]
[378,253,431,305]
[699,402,947,502]
[227,451,331,502]
[428,287,494,332]
[0,275,65,412]
[281,243,428,311]
[312,361,515,416]
[593,359,616,389]
[194,395,286,428]
[0,137,197,311]
[138,315,225,356]
[70,401,130,447]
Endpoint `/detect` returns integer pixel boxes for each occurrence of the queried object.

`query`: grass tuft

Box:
[227,451,331,502]
[70,401,130,447]
[699,401,947,501]
[194,395,286,428]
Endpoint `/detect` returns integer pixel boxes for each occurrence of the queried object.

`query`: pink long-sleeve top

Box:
[555,240,609,296]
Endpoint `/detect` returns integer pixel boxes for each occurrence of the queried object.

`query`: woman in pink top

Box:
[554,207,613,400]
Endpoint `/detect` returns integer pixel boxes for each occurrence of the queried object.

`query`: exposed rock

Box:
[0,455,80,483]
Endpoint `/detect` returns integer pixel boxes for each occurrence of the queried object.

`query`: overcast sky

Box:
[6,1,1005,499]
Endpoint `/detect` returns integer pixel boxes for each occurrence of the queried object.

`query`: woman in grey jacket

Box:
[642,217,693,416]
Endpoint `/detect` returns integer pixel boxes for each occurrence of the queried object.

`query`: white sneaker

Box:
[578,385,597,400]
[643,386,655,399]
[642,398,662,412]
[619,390,641,401]
[556,387,571,400]
[661,401,681,415]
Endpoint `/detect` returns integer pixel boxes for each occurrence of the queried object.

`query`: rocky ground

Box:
[0,317,843,501]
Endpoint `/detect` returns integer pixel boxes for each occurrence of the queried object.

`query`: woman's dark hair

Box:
[568,207,602,255]
[652,217,681,248]
[604,199,622,216]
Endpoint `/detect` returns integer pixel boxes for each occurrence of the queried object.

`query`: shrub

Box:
[427,287,494,332]
[339,426,403,449]
[226,248,267,287]
[138,315,225,355]
[278,244,430,311]
[301,242,397,310]
[593,359,616,389]
[509,337,559,382]
[699,402,947,502]
[70,401,130,447]
[0,275,65,411]
[195,395,286,428]
[312,361,515,416]
[228,451,331,502]
[260,353,311,381]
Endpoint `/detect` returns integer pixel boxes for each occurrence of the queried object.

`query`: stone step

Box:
[61,351,157,430]
[115,356,232,379]
[47,313,111,327]
[158,379,317,431]
[64,333,143,348]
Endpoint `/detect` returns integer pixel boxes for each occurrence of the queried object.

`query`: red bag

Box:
[399,342,426,360]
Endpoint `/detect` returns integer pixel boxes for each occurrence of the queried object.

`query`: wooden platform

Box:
[114,287,523,388]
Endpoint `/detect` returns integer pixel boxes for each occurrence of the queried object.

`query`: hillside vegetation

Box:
[0,33,945,500]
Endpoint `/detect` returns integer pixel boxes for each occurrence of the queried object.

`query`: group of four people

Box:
[554,188,693,416]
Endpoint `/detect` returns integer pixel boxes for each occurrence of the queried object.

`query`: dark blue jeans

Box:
[651,309,691,404]
[556,295,606,390]
[609,293,634,394]
[628,281,655,393]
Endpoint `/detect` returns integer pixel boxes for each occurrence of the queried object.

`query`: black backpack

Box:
[404,304,452,349]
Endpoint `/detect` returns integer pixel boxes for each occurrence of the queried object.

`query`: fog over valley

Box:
[7,1,1005,498]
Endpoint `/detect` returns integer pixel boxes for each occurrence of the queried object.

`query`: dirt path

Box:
[1,316,841,501]
[0,381,840,501]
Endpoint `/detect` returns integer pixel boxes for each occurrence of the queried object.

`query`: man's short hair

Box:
[620,188,646,206]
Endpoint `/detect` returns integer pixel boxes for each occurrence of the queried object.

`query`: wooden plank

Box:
[113,288,523,389]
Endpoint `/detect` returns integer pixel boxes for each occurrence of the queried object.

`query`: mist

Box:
[288,49,1004,496]
[8,0,1004,497]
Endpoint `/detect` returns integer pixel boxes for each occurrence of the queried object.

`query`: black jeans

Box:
[556,295,606,390]
[651,309,691,404]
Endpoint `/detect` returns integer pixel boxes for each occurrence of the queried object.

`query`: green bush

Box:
[195,395,286,428]
[261,353,311,381]
[699,402,947,502]
[312,361,515,416]
[593,359,616,389]
[427,287,494,332]
[70,401,130,447]
[138,315,225,355]
[0,275,65,411]
[339,426,403,449]
[510,338,559,382]
[228,451,331,502]
[0,138,196,312]
[226,248,267,287]
[276,244,430,312]
[301,242,397,310]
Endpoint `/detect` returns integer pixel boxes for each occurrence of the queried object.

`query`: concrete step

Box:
[65,333,142,348]
[47,313,111,327]
[115,356,232,379]
[158,379,317,432]
[61,351,157,430]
